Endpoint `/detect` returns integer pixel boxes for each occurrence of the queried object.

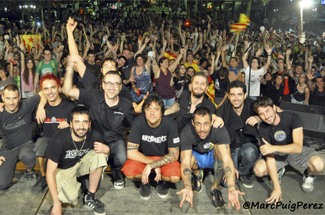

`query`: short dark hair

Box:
[251,57,260,65]
[315,76,324,82]
[87,50,96,56]
[142,93,165,115]
[193,107,212,121]
[227,80,246,94]
[3,84,19,93]
[118,56,128,66]
[100,57,117,70]
[102,70,122,82]
[253,96,274,113]
[43,47,53,55]
[219,67,229,78]
[70,105,91,122]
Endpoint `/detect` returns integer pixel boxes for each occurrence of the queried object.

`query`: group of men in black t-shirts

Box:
[0,17,324,215]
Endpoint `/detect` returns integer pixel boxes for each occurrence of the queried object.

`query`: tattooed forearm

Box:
[149,147,179,169]
[214,158,224,186]
[127,143,139,151]
[183,168,192,188]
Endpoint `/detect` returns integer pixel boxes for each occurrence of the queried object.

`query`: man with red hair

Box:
[32,73,76,193]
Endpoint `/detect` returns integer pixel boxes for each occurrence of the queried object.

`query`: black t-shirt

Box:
[210,70,230,97]
[123,58,135,80]
[128,115,180,156]
[0,95,40,149]
[46,128,103,169]
[180,123,230,154]
[310,87,325,107]
[176,90,217,133]
[43,97,76,138]
[78,89,136,145]
[85,61,101,77]
[259,112,305,147]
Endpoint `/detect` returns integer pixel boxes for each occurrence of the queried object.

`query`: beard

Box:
[72,128,88,139]
[193,91,205,98]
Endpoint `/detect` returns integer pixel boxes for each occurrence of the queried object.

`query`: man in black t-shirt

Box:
[178,107,245,210]
[33,73,76,193]
[0,84,41,190]
[253,97,325,204]
[122,93,181,200]
[165,72,223,133]
[217,80,259,188]
[46,106,108,215]
[210,67,230,105]
[63,58,140,190]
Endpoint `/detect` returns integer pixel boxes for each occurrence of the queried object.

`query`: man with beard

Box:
[216,80,259,188]
[63,56,138,190]
[253,97,324,203]
[178,107,245,209]
[165,72,223,133]
[122,93,181,200]
[32,73,76,193]
[46,106,108,215]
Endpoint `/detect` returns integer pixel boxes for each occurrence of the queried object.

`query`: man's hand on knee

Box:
[0,156,5,166]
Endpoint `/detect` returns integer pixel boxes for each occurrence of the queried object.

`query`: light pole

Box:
[298,0,312,36]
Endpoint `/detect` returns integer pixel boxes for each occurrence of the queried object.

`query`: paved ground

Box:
[0,136,324,215]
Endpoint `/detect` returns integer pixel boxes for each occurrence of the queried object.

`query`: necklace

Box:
[71,134,87,152]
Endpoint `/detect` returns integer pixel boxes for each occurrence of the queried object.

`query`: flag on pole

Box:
[230,14,250,33]
[21,35,42,52]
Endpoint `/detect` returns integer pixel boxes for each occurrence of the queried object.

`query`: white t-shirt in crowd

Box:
[244,66,266,97]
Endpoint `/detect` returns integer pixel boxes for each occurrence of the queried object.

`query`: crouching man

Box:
[46,106,109,215]
[177,107,245,210]
[122,93,181,200]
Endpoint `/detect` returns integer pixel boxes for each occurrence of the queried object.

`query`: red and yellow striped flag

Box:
[230,14,250,33]
[163,51,197,64]
[21,35,42,52]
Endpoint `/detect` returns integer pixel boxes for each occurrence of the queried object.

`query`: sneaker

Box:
[302,169,315,193]
[239,175,253,188]
[24,169,37,188]
[31,176,47,194]
[112,171,124,190]
[211,188,225,209]
[140,182,151,200]
[192,170,204,193]
[270,167,285,186]
[156,180,169,198]
[84,194,106,215]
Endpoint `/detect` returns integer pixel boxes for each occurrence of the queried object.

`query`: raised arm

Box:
[263,43,273,72]
[67,17,86,78]
[242,41,249,70]
[62,55,81,100]
[169,48,185,73]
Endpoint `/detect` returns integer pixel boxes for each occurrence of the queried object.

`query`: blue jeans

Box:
[231,143,259,176]
[163,97,175,109]
[109,139,127,172]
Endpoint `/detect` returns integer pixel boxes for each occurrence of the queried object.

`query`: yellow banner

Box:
[21,35,42,52]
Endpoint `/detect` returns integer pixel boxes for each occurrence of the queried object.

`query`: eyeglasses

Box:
[103,81,121,88]
[252,61,259,64]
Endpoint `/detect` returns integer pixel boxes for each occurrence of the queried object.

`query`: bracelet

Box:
[53,203,61,207]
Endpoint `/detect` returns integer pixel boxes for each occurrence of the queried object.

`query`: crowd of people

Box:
[0,7,325,215]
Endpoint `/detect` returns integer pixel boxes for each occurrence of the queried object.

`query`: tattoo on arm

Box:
[183,168,192,188]
[149,147,179,169]
[127,143,139,151]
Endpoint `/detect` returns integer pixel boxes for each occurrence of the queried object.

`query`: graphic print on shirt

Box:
[44,117,67,123]
[274,130,286,142]
[142,135,167,143]
[65,149,89,159]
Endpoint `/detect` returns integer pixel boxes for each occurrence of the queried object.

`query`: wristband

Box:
[53,203,61,207]
[268,55,272,56]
